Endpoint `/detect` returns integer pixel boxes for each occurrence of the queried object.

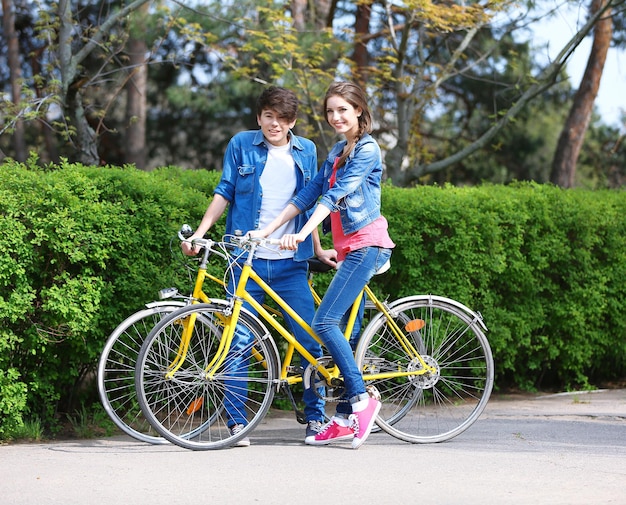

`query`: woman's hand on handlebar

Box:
[279,232,307,251]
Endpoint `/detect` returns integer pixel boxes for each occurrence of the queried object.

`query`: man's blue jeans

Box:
[312,246,392,416]
[224,257,325,427]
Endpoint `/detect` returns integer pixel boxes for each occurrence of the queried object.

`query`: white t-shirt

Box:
[257,141,297,259]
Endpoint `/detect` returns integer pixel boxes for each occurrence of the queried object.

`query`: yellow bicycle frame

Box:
[199,247,436,384]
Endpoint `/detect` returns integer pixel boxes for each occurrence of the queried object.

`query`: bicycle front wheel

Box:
[135,303,279,450]
[355,295,494,443]
[97,303,185,444]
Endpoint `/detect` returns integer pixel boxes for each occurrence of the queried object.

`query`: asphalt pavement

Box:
[1,389,625,505]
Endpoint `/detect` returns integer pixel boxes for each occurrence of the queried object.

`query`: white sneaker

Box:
[229,423,251,447]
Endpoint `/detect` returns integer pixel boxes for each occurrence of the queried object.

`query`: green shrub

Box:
[0,368,28,437]
[1,159,625,438]
[382,182,626,390]
[0,157,223,436]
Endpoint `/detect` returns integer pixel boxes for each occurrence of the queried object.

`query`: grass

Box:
[3,418,44,442]
[66,404,118,439]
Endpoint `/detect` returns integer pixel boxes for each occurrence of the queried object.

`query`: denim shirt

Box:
[214,129,317,261]
[290,133,382,235]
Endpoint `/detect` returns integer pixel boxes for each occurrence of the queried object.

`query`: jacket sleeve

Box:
[213,136,240,202]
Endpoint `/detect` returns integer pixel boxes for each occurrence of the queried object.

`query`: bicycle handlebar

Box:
[177,225,281,259]
[229,234,282,248]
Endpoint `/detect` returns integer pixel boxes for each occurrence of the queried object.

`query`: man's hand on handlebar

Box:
[181,237,203,256]
[246,229,269,240]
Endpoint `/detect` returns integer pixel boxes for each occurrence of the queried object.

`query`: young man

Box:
[182,86,336,446]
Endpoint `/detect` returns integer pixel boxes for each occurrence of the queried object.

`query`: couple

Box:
[182,82,395,449]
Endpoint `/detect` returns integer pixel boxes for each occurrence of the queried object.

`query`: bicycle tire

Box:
[97,303,186,444]
[355,295,494,443]
[135,303,280,450]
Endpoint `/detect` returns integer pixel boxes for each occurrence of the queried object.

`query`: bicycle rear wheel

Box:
[355,295,494,443]
[97,303,185,444]
[135,303,279,450]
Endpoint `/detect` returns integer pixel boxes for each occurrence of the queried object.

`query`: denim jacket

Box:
[214,129,317,261]
[291,133,382,235]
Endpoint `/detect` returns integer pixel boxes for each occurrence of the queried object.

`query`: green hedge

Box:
[1,159,625,437]
[0,157,225,437]
[380,182,626,391]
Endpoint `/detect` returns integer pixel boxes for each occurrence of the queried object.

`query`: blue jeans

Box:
[224,257,325,426]
[312,246,392,416]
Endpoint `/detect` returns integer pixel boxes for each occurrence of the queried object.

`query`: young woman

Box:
[250,81,395,448]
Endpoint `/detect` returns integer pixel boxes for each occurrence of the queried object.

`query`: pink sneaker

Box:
[349,397,381,449]
[308,417,354,446]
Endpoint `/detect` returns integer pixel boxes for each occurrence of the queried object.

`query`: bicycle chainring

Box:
[302,356,345,402]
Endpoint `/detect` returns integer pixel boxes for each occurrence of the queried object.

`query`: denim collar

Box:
[252,129,304,151]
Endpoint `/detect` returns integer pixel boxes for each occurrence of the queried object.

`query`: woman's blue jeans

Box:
[312,246,392,416]
[224,257,325,427]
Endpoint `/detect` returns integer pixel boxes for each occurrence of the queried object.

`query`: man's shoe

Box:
[304,420,324,445]
[308,417,354,446]
[349,397,381,449]
[229,423,251,447]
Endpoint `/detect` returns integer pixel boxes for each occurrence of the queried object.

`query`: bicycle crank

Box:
[302,356,346,402]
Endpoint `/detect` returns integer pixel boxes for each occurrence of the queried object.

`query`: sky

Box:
[531,2,625,131]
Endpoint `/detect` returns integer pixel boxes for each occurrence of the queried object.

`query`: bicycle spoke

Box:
[97,305,187,444]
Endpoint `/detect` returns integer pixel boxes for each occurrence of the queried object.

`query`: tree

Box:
[1,0,623,184]
[2,0,26,161]
[124,3,149,169]
[335,0,623,186]
[551,0,614,187]
[54,0,152,165]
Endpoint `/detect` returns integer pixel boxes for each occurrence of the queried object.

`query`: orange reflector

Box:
[186,397,204,415]
[405,319,425,332]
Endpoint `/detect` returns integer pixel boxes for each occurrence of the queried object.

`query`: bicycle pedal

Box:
[366,385,381,401]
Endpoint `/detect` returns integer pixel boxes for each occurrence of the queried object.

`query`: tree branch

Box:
[418,0,624,176]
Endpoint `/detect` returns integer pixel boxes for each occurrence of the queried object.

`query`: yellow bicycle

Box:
[98,227,345,444]
[97,228,230,444]
[135,234,494,450]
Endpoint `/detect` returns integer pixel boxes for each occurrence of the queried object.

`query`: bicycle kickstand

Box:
[283,384,307,424]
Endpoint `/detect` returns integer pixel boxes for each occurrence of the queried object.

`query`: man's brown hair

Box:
[256,86,299,122]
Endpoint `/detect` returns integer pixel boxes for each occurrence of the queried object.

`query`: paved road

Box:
[1,389,625,505]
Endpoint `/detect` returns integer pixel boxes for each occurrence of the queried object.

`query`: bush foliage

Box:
[0,157,224,437]
[1,159,625,437]
[380,182,626,391]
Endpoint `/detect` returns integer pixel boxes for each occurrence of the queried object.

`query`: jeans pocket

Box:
[375,248,392,272]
